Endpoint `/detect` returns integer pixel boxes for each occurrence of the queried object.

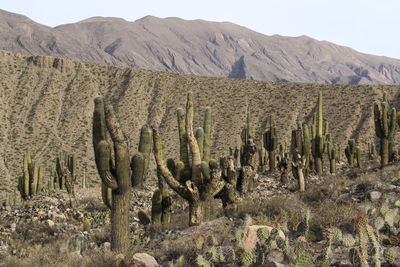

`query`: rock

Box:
[267,261,285,267]
[241,225,285,252]
[102,242,111,251]
[368,191,382,202]
[131,253,159,267]
[46,219,55,228]
[10,223,16,232]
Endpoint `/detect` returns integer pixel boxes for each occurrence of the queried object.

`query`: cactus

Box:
[256,227,269,241]
[345,139,356,167]
[342,233,356,247]
[130,125,152,186]
[264,115,278,172]
[93,96,151,253]
[153,92,225,225]
[138,210,150,225]
[151,189,163,225]
[311,91,328,176]
[258,139,268,173]
[18,148,44,199]
[368,142,377,160]
[383,248,395,265]
[241,251,253,267]
[326,134,338,174]
[374,92,397,168]
[356,146,363,168]
[55,152,77,190]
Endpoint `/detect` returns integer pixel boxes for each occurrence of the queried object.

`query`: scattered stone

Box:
[102,242,111,251]
[10,223,16,232]
[267,261,285,267]
[131,253,159,267]
[46,219,55,228]
[368,191,381,202]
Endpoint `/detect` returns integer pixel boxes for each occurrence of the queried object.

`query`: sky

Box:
[2,0,400,59]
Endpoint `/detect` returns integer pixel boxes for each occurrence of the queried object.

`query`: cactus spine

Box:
[93,96,150,253]
[264,115,278,172]
[374,92,397,168]
[18,149,43,199]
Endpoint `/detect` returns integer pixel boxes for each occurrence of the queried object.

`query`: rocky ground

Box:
[1,159,400,266]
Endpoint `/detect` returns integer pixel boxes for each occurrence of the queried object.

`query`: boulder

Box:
[131,253,159,267]
[241,225,285,252]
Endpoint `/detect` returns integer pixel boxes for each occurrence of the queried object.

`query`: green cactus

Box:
[194,234,205,250]
[374,92,397,168]
[235,229,244,243]
[195,255,210,267]
[225,247,236,263]
[18,148,44,199]
[241,251,253,267]
[256,227,269,241]
[345,139,356,167]
[55,152,77,190]
[93,96,150,253]
[356,146,363,168]
[131,125,152,186]
[342,233,356,247]
[258,138,269,173]
[151,189,163,225]
[153,92,225,226]
[349,248,363,267]
[311,91,328,176]
[326,134,338,174]
[368,142,377,160]
[383,248,395,265]
[264,115,278,172]
[138,210,150,225]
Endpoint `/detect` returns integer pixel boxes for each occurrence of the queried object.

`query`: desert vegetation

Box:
[1,51,400,266]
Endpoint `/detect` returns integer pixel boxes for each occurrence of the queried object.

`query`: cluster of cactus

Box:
[253,227,281,265]
[290,123,310,190]
[345,139,362,168]
[93,96,153,253]
[18,148,43,200]
[326,134,339,173]
[49,151,77,191]
[153,92,226,225]
[374,92,397,168]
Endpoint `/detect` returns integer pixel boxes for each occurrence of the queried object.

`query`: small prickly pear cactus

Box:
[256,227,269,241]
[383,248,395,265]
[241,251,253,267]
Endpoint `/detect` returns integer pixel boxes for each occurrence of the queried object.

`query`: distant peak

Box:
[77,16,128,24]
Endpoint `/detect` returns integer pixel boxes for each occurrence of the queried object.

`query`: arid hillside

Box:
[1,9,400,84]
[0,50,399,191]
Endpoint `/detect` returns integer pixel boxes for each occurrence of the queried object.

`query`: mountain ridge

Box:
[0,9,400,84]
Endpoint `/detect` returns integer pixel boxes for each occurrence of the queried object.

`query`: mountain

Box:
[1,9,400,84]
[0,50,398,189]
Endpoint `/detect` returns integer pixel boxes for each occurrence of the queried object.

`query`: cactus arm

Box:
[389,107,397,139]
[104,104,131,193]
[177,108,189,166]
[152,127,192,200]
[196,127,204,160]
[202,107,212,162]
[185,92,202,187]
[374,103,383,138]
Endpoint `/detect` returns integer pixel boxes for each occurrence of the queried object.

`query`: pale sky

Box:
[2,0,400,59]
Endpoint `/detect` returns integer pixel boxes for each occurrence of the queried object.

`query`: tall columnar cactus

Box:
[374,92,397,168]
[152,168,172,225]
[153,92,225,226]
[311,91,328,176]
[291,123,310,179]
[240,110,252,165]
[264,115,278,172]
[18,148,43,199]
[326,134,338,174]
[345,139,356,167]
[93,96,151,253]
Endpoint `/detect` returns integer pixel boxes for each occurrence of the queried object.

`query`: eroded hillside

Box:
[0,50,399,191]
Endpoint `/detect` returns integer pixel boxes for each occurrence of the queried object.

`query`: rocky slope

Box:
[1,9,400,84]
[0,50,400,192]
